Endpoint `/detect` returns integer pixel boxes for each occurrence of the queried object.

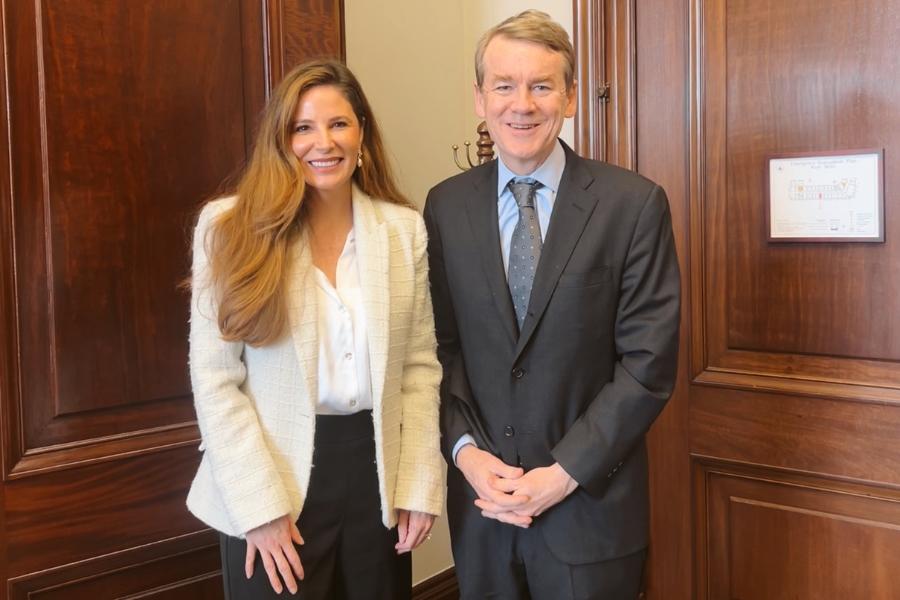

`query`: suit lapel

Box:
[286,229,318,414]
[353,188,389,413]
[465,163,519,346]
[514,149,598,361]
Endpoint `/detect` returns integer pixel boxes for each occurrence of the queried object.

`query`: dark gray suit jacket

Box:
[424,142,680,565]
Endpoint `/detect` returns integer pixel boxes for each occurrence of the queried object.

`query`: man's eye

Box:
[495,85,513,93]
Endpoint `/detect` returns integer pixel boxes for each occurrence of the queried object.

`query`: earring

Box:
[357,149,363,168]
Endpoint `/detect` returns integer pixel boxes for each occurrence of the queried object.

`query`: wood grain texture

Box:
[2,0,344,477]
[602,0,636,169]
[723,0,899,360]
[9,530,220,600]
[4,0,252,472]
[267,0,344,84]
[687,0,900,597]
[695,0,900,399]
[634,0,692,597]
[699,464,900,600]
[626,0,900,597]
[0,1,344,598]
[691,385,900,489]
[573,0,636,168]
[573,0,602,159]
[6,447,203,577]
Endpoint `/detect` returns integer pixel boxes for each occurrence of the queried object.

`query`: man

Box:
[423,10,680,600]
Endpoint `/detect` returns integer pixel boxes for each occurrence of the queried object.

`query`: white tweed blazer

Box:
[186,187,444,537]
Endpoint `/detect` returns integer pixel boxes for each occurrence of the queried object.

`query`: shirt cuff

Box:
[452,434,477,466]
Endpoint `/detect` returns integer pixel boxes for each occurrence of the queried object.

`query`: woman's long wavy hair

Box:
[198,59,410,346]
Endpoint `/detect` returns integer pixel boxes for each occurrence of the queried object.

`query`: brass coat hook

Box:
[452,121,495,170]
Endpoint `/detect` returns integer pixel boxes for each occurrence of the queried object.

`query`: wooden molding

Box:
[412,567,459,600]
[693,458,900,599]
[572,0,637,168]
[573,0,602,160]
[8,530,220,599]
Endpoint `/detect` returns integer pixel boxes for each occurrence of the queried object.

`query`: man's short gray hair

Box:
[474,10,576,89]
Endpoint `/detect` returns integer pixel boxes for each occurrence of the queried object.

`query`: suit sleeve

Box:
[424,193,480,464]
[189,203,291,534]
[392,214,445,516]
[551,184,681,496]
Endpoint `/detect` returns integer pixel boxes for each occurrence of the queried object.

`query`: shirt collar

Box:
[496,139,566,196]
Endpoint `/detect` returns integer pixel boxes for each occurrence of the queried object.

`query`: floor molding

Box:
[412,567,458,600]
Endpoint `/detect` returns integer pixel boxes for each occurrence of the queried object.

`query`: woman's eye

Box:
[293,124,310,133]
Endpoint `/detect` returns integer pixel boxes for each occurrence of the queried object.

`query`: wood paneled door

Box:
[0,2,342,598]
[577,0,900,597]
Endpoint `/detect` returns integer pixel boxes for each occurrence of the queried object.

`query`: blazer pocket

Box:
[557,265,613,288]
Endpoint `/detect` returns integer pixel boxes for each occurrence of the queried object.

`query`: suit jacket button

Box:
[504,425,515,437]
[512,368,525,379]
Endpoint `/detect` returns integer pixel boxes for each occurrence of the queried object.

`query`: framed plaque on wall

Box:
[767,149,884,242]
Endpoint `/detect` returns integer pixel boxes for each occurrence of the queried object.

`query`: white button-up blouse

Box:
[313,228,373,415]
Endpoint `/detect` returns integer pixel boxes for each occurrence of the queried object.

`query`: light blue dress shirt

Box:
[453,140,568,464]
[496,141,566,271]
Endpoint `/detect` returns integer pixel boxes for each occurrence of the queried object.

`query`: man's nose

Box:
[511,88,536,112]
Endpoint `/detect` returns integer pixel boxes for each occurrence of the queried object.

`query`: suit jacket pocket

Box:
[557,265,612,288]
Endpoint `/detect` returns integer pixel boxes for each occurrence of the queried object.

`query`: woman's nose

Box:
[313,128,334,149]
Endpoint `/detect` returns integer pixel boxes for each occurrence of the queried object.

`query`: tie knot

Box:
[508,179,540,209]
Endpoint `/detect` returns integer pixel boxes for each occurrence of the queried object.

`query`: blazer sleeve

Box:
[423,194,486,463]
[189,202,292,534]
[392,214,445,516]
[551,184,681,496]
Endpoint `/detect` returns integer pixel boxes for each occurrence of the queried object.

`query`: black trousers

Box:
[220,411,411,600]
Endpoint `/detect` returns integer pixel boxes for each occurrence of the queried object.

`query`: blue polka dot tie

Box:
[507,178,542,331]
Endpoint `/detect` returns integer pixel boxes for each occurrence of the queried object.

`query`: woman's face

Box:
[290,85,363,201]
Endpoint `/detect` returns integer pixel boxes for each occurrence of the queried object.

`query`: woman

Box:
[186,60,443,599]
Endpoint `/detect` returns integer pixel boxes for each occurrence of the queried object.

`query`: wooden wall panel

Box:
[0,1,343,598]
[40,0,246,415]
[6,448,203,576]
[582,0,900,597]
[9,532,220,600]
[691,386,900,488]
[694,0,900,399]
[723,0,899,361]
[699,466,900,600]
[4,0,262,476]
[687,0,900,597]
[573,0,636,167]
[632,0,692,597]
[266,0,344,84]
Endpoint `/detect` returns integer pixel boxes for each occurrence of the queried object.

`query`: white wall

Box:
[345,0,573,584]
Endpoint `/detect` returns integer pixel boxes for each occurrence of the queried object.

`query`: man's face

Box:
[475,35,576,175]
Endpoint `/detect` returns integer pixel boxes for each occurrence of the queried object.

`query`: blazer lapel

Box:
[465,163,519,346]
[514,149,598,361]
[353,188,389,412]
[286,229,319,414]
